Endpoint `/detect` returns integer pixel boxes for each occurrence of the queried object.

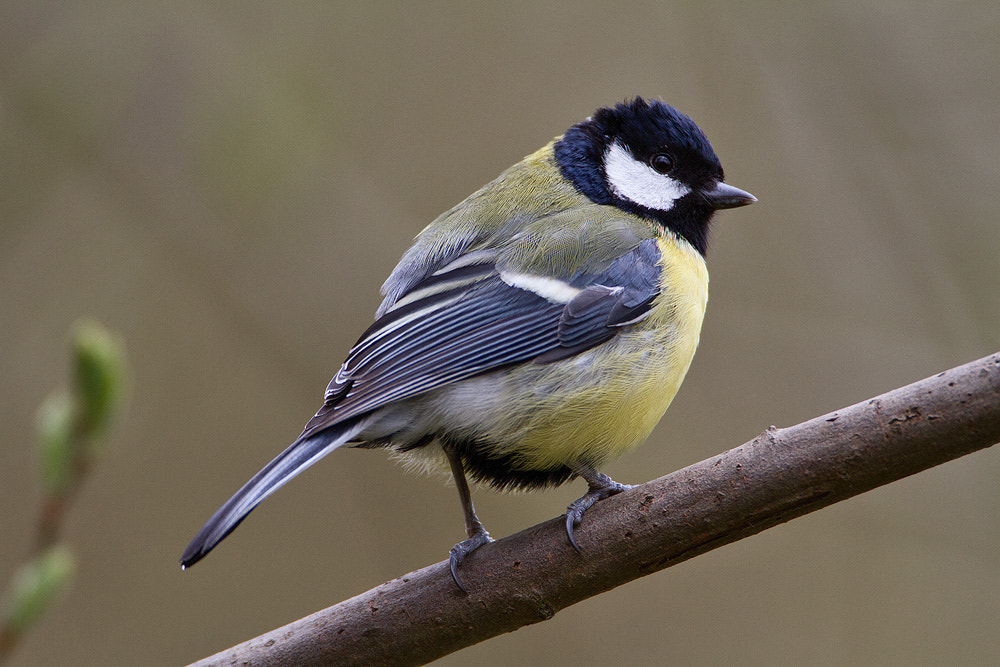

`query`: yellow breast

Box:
[509,234,709,469]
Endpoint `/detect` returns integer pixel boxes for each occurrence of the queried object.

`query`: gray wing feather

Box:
[300,239,662,439]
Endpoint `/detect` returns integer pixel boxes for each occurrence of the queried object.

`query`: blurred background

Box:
[2,2,998,665]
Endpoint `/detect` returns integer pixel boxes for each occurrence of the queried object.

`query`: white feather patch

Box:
[499,271,581,304]
[604,142,690,212]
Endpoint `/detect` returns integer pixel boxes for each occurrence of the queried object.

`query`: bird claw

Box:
[449,530,493,593]
[565,477,633,552]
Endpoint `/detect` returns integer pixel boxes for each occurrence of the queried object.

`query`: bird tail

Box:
[180,416,366,568]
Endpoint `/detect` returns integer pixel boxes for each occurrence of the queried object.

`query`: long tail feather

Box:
[180,417,366,568]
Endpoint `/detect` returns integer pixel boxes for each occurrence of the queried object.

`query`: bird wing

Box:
[298,236,663,440]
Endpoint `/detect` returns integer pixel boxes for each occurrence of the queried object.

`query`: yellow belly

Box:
[500,235,709,469]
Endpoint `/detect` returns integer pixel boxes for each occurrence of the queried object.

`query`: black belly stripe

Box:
[440,434,577,491]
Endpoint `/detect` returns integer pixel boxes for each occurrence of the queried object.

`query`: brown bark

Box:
[189,352,1000,667]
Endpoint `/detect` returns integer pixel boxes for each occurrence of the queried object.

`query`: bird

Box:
[180,97,755,591]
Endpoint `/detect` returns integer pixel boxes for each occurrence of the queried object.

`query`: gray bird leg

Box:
[445,448,492,593]
[565,465,633,552]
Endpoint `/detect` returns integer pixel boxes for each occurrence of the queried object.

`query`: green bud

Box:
[35,392,77,495]
[71,319,127,440]
[1,546,75,636]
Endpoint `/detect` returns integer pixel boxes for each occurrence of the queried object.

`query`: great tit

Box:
[181,97,755,590]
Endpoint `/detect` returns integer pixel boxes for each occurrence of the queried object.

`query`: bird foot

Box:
[565,474,633,552]
[449,528,493,593]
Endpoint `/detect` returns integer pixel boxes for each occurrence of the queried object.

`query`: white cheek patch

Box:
[604,142,690,212]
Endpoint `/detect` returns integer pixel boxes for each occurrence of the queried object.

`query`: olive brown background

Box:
[2,2,998,665]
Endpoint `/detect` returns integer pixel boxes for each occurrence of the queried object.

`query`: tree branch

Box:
[189,352,1000,667]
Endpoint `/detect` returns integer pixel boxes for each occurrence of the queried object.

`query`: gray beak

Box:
[703,182,757,210]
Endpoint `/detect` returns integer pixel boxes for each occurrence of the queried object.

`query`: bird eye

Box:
[649,153,674,175]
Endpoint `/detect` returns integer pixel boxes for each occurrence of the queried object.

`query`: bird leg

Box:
[445,447,492,593]
[565,465,633,552]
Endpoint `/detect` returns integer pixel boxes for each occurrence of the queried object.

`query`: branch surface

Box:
[189,352,1000,667]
